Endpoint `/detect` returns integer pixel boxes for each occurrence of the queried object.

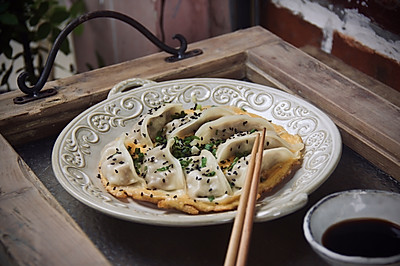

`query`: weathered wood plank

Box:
[301,45,400,107]
[246,41,400,180]
[0,134,110,265]
[0,27,277,146]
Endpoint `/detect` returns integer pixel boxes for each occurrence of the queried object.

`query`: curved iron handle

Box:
[17,10,202,98]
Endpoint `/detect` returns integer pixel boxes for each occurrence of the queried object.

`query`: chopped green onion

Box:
[201,157,207,168]
[179,158,193,169]
[156,165,171,172]
[132,148,145,174]
[204,171,216,177]
[204,143,213,151]
[227,156,240,171]
[171,111,187,119]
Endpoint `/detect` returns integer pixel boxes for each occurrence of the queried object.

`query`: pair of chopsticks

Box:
[224,128,266,266]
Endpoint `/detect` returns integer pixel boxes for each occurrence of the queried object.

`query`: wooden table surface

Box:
[1,26,399,265]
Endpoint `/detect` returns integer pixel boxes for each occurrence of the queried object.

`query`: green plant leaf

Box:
[0,2,10,14]
[49,27,70,54]
[2,43,13,59]
[69,0,86,17]
[50,27,61,42]
[29,1,49,27]
[50,6,69,24]
[59,37,70,55]
[37,1,50,17]
[0,13,18,25]
[1,64,13,86]
[36,22,51,40]
[73,24,84,36]
[29,14,40,26]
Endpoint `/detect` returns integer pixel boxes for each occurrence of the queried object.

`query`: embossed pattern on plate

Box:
[52,78,342,226]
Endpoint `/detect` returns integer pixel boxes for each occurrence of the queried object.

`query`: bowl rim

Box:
[303,189,400,265]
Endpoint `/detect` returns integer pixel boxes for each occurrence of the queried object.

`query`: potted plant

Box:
[0,0,85,92]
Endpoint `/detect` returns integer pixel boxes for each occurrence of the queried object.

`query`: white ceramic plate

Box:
[52,78,342,226]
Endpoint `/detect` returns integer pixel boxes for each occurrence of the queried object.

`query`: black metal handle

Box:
[15,10,202,103]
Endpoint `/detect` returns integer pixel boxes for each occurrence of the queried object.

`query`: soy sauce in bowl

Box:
[322,218,400,258]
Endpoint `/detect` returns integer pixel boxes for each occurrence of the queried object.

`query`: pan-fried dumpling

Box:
[216,130,304,162]
[99,103,304,214]
[226,147,299,190]
[99,136,144,186]
[184,150,232,200]
[166,106,237,138]
[193,115,275,145]
[139,139,185,191]
[127,104,185,147]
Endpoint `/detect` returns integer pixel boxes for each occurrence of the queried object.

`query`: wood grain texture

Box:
[301,45,400,107]
[246,41,400,180]
[0,27,278,146]
[0,134,110,265]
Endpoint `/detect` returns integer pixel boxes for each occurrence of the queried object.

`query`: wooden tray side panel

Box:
[0,134,110,265]
[246,41,400,180]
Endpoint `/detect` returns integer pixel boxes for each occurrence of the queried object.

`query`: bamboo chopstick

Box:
[224,128,266,266]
